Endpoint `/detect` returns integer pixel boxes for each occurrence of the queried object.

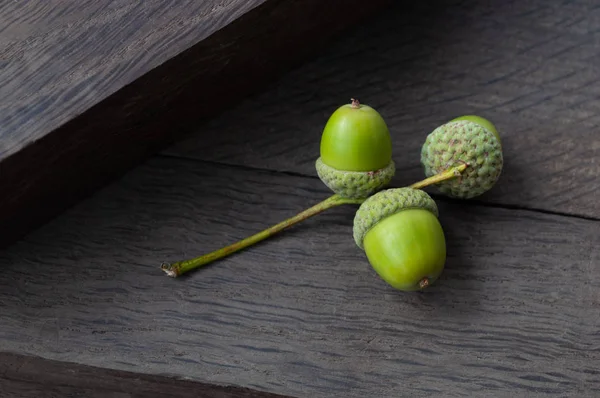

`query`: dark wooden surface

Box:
[2,0,600,397]
[0,352,293,398]
[165,0,600,220]
[0,0,391,249]
[0,157,598,397]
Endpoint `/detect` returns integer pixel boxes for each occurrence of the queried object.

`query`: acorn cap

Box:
[353,187,438,249]
[420,120,503,199]
[316,157,395,199]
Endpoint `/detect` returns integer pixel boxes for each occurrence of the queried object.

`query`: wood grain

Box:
[0,0,392,248]
[163,0,600,219]
[0,352,293,398]
[1,156,598,397]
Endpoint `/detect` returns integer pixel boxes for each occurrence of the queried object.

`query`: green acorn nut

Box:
[353,188,446,291]
[420,115,503,199]
[316,99,395,199]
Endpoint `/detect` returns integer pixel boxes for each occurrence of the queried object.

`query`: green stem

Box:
[161,194,364,277]
[161,162,469,278]
[408,162,468,189]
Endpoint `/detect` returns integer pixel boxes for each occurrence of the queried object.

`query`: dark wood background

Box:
[0,0,391,249]
[1,0,599,397]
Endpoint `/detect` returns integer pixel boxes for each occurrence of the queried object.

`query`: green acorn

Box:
[353,188,446,291]
[420,115,503,199]
[316,99,395,199]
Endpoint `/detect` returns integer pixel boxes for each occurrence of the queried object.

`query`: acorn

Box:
[450,114,502,147]
[353,187,446,291]
[420,115,503,199]
[316,99,395,199]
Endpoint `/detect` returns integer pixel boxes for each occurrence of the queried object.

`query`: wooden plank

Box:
[163,0,600,219]
[0,0,392,248]
[0,0,264,152]
[0,352,293,398]
[1,156,598,397]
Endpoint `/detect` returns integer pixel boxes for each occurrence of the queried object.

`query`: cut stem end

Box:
[419,277,430,289]
[161,263,178,278]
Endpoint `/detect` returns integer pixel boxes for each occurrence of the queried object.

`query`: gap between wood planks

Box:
[157,153,600,223]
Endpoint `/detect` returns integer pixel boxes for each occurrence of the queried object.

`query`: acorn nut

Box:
[420,115,503,199]
[353,188,446,291]
[316,99,395,199]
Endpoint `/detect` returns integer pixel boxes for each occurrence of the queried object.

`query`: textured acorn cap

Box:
[316,157,395,199]
[420,120,503,199]
[353,187,438,249]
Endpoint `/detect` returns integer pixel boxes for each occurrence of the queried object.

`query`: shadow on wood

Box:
[0,352,294,398]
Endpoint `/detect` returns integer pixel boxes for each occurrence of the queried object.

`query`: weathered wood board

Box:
[0,0,392,248]
[1,157,598,397]
[164,0,600,219]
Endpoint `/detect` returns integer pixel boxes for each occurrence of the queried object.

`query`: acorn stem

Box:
[161,194,364,277]
[162,163,469,278]
[409,163,469,190]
